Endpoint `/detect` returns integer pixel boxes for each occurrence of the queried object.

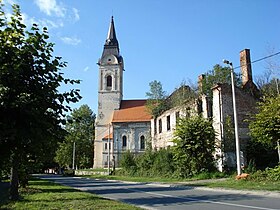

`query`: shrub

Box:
[119,150,136,173]
[172,115,216,178]
[63,169,75,176]
[245,159,257,174]
[151,148,175,177]
[266,165,280,181]
[248,165,280,182]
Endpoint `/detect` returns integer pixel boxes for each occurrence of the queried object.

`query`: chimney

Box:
[240,49,252,86]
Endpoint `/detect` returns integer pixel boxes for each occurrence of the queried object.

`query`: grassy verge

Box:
[0,178,142,210]
[187,179,280,191]
[81,170,229,183]
[84,174,280,192]
[84,174,191,183]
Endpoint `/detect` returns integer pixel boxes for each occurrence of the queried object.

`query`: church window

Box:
[122,135,127,148]
[167,115,171,131]
[105,143,107,150]
[159,119,162,133]
[140,135,145,150]
[106,75,112,89]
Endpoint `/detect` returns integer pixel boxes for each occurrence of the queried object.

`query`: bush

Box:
[244,159,257,174]
[248,165,280,182]
[151,148,175,177]
[172,115,216,178]
[119,150,137,174]
[266,165,280,181]
[63,169,75,176]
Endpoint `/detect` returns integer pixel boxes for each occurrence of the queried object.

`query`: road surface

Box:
[36,174,280,210]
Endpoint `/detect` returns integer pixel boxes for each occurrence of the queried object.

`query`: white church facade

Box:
[94,17,151,168]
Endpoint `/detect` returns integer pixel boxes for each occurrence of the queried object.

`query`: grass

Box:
[188,179,280,191]
[84,174,188,183]
[84,171,229,183]
[83,173,280,192]
[0,178,142,210]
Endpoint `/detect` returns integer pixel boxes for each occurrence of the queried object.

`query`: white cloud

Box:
[39,19,64,29]
[60,36,81,45]
[21,13,36,28]
[34,0,66,17]
[22,13,63,30]
[83,66,89,72]
[72,8,80,22]
[3,0,18,5]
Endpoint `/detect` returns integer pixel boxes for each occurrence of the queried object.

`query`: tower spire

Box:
[105,16,118,47]
[101,16,120,59]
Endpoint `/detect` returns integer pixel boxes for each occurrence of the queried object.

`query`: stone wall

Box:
[212,83,258,170]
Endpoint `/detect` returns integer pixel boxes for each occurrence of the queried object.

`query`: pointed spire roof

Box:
[101,16,120,59]
[105,16,118,46]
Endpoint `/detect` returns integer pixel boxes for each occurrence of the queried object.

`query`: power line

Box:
[234,51,280,70]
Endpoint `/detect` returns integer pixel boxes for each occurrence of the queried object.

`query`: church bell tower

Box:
[94,16,124,168]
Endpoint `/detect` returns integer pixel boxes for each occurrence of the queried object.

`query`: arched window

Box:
[106,75,112,89]
[140,135,145,150]
[122,136,127,148]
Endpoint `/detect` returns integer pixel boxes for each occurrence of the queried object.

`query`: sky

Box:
[2,0,280,113]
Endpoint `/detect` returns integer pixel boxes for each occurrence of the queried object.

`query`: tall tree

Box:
[200,64,241,98]
[172,115,216,178]
[249,95,280,163]
[55,105,95,169]
[255,69,279,98]
[0,3,81,200]
[145,80,168,117]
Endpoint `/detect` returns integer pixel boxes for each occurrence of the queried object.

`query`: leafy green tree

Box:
[0,3,80,200]
[249,95,280,163]
[172,115,216,178]
[119,150,137,175]
[145,80,168,117]
[55,105,95,169]
[201,64,241,98]
[168,81,197,107]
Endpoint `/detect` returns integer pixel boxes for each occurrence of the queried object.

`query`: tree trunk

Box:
[10,150,20,200]
[277,140,280,163]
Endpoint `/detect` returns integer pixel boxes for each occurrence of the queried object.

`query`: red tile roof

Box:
[112,100,152,123]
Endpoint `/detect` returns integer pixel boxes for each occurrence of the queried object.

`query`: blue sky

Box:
[3,0,280,113]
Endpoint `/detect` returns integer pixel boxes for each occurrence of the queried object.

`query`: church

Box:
[94,17,151,168]
[94,17,260,171]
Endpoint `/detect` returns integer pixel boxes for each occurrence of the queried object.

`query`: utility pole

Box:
[223,59,242,175]
[72,141,76,170]
[108,124,110,175]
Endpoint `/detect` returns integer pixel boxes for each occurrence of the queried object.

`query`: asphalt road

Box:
[36,174,280,210]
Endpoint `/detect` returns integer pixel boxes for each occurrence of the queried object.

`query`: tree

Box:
[172,115,216,178]
[0,3,81,200]
[55,105,95,169]
[145,80,168,117]
[255,70,279,98]
[201,64,241,98]
[249,95,280,163]
[168,83,197,109]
